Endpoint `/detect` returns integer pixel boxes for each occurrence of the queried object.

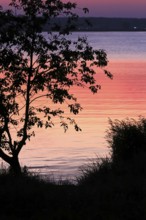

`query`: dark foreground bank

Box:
[0,153,146,220]
[1,117,146,220]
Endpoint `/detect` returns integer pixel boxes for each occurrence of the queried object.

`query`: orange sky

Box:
[1,0,146,17]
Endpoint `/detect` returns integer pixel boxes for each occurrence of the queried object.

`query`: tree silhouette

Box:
[0,0,112,174]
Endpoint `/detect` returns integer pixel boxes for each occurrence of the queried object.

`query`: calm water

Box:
[2,32,146,180]
[67,32,146,61]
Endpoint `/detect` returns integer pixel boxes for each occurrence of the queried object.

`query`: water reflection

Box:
[18,61,146,179]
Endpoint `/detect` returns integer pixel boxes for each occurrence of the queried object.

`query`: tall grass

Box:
[1,117,146,219]
[78,116,146,185]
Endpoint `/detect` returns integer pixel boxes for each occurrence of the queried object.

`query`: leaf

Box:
[60,121,68,132]
[69,103,83,115]
[83,8,89,14]
[45,121,54,129]
[104,70,113,79]
[74,124,82,132]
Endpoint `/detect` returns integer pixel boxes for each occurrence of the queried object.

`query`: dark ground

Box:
[0,154,146,220]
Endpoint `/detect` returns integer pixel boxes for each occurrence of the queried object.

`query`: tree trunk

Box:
[0,148,22,175]
[9,155,22,175]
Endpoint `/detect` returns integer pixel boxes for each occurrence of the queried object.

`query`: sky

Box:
[76,0,146,17]
[0,0,146,18]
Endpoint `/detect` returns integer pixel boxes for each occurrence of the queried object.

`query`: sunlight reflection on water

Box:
[19,60,146,180]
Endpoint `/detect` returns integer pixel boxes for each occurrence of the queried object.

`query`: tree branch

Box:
[16,23,35,155]
[29,94,51,104]
[0,148,12,165]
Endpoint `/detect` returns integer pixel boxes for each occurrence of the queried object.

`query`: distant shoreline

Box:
[43,17,146,32]
[1,15,146,32]
[70,30,146,32]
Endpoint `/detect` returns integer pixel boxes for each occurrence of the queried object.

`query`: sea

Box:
[2,32,146,180]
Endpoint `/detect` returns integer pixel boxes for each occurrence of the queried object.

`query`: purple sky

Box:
[1,0,146,17]
[76,0,146,17]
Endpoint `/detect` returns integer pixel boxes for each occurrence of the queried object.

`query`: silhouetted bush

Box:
[77,158,112,185]
[106,117,146,163]
[75,118,146,220]
[1,117,146,220]
[77,117,146,187]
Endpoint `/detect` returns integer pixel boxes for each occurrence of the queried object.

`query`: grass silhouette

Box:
[1,117,146,219]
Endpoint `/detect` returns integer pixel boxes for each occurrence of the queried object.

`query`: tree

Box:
[0,0,112,174]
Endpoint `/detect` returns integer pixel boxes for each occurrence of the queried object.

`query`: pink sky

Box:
[76,0,146,17]
[0,0,146,17]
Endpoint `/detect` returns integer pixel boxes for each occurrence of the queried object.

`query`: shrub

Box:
[106,117,146,163]
[77,157,112,185]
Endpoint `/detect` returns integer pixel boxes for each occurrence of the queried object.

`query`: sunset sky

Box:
[1,0,146,18]
[77,0,146,17]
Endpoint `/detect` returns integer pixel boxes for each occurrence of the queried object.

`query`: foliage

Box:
[74,118,146,219]
[0,0,112,173]
[1,153,146,220]
[78,116,146,186]
[77,157,112,185]
[106,116,146,163]
[1,122,146,220]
